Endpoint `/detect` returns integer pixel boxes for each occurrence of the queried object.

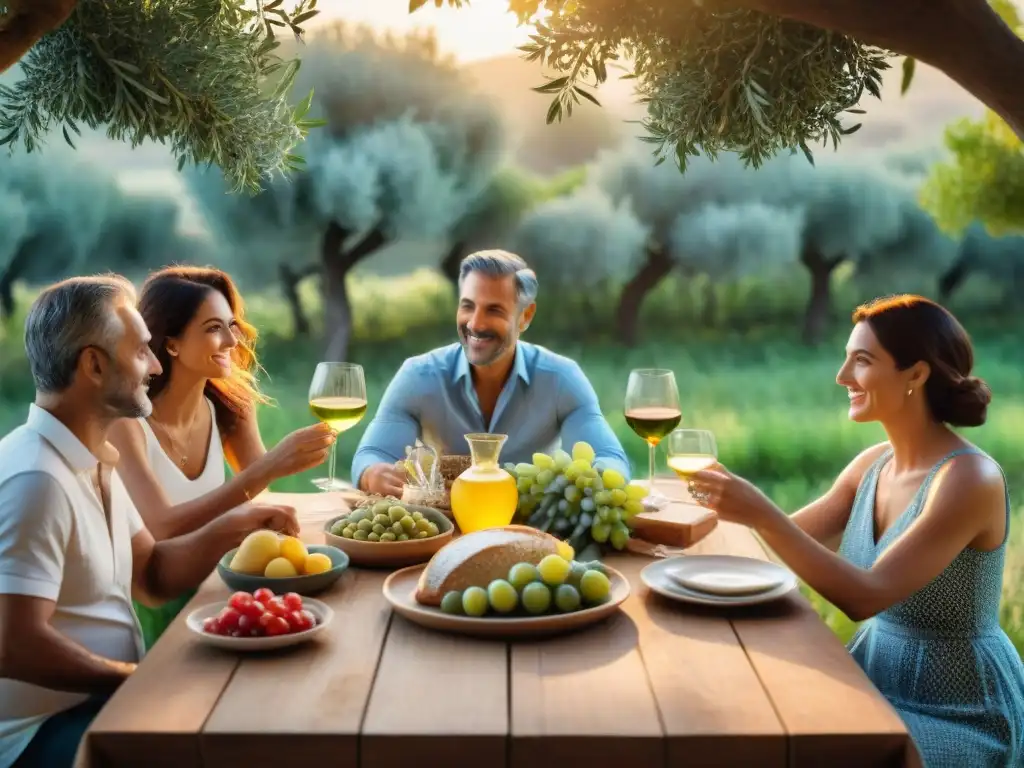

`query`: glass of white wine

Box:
[308,362,367,492]
[666,429,718,494]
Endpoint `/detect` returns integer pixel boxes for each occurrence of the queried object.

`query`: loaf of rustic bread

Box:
[414,525,567,606]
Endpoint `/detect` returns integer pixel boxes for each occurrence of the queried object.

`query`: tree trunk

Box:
[278,263,319,337]
[735,0,1024,142]
[0,247,31,321]
[801,249,842,346]
[938,257,970,302]
[0,272,15,321]
[0,0,78,74]
[440,241,464,285]
[615,243,674,346]
[321,222,388,362]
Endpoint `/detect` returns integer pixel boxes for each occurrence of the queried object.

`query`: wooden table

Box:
[80,489,916,768]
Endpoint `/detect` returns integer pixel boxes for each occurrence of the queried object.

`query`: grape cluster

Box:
[505,441,647,553]
[440,555,612,618]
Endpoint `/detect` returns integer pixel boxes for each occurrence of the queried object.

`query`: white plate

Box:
[382,564,630,639]
[186,597,332,651]
[641,556,797,607]
[667,558,786,596]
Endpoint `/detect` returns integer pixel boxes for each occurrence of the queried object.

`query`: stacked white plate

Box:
[640,555,798,606]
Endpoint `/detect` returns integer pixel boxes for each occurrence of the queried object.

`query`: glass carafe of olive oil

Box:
[449,433,518,533]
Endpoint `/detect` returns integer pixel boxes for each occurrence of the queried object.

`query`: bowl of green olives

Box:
[323,498,454,568]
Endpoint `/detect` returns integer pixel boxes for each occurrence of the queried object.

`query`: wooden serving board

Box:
[626,478,718,552]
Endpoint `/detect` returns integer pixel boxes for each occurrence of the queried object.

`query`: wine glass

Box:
[308,362,367,492]
[624,368,681,508]
[666,429,718,490]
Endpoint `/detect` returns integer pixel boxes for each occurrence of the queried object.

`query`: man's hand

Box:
[133,503,299,604]
[225,502,300,539]
[360,463,406,497]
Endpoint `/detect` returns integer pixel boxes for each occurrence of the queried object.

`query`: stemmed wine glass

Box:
[624,368,681,508]
[666,428,718,478]
[308,362,367,492]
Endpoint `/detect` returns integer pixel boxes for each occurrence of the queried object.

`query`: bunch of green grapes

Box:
[505,441,648,553]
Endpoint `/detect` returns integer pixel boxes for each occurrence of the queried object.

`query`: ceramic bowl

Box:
[187,597,333,651]
[323,503,454,568]
[217,544,349,595]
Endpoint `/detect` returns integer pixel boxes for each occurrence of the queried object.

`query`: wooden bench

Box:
[78,488,915,768]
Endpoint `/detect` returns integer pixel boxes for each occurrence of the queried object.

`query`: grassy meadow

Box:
[0,268,1020,653]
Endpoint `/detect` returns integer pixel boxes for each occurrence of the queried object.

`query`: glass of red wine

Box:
[624,368,682,509]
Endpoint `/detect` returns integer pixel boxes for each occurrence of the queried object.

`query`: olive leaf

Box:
[0,0,324,195]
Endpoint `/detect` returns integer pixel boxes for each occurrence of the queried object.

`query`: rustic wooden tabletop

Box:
[78,486,915,768]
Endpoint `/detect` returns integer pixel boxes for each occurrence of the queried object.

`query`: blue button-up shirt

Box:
[351,341,630,487]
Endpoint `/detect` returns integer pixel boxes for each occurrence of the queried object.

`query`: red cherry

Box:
[266,597,290,618]
[264,616,290,636]
[218,607,241,631]
[228,592,253,612]
[241,600,265,619]
[287,610,310,632]
[237,614,262,636]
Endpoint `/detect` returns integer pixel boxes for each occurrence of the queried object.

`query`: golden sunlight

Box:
[309,0,532,63]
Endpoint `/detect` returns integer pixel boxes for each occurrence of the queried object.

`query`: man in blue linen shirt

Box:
[352,250,631,497]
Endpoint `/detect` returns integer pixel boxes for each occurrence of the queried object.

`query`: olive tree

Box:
[572,144,954,344]
[417,1,1024,165]
[511,186,650,324]
[0,0,322,194]
[186,25,506,361]
[0,151,198,318]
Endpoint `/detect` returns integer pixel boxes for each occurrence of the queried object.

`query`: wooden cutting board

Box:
[626,479,718,551]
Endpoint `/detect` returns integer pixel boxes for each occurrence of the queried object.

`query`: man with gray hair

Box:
[0,275,298,768]
[353,249,630,496]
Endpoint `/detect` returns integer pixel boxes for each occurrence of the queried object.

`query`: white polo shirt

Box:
[0,405,145,768]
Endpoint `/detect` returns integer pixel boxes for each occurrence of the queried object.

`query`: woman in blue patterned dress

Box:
[686,294,1024,767]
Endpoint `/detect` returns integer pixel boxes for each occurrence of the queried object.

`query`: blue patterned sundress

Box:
[838,447,1024,767]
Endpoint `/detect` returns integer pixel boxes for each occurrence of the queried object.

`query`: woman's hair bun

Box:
[932,375,992,428]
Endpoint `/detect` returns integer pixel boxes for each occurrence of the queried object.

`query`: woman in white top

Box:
[109,265,335,648]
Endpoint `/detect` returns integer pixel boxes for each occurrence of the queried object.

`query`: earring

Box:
[907,388,913,396]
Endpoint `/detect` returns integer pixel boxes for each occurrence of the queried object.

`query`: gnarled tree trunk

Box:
[321,222,388,362]
[801,247,843,346]
[278,263,319,337]
[0,247,31,321]
[938,256,971,302]
[615,243,674,346]
[0,0,77,74]
[440,241,464,285]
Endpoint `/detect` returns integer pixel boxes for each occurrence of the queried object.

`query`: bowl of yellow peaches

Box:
[217,530,349,595]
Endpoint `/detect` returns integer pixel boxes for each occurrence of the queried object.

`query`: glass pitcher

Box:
[449,433,518,533]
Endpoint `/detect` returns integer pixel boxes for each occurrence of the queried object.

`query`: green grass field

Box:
[0,271,1020,654]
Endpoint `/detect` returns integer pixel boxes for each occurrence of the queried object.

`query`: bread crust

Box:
[414,525,563,605]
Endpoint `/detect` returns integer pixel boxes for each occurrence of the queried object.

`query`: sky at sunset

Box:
[307,0,533,63]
